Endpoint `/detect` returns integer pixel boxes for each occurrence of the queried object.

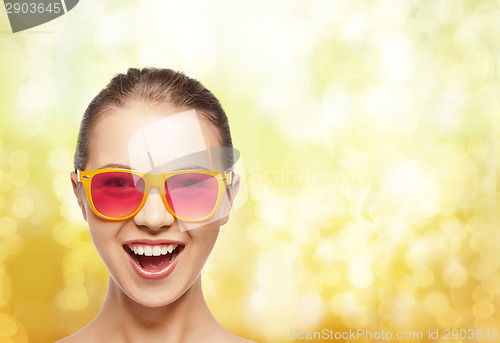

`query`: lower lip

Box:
[124,247,183,280]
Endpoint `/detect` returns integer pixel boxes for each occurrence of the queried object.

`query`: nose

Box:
[133,188,175,231]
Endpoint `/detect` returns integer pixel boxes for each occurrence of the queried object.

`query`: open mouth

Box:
[124,243,184,274]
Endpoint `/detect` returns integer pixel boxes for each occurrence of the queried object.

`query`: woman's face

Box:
[70,102,231,307]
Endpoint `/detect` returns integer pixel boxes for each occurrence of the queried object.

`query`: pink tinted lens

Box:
[91,172,145,218]
[165,173,219,220]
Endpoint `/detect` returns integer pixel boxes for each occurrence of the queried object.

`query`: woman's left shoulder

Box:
[227,331,258,343]
[216,327,258,343]
[225,335,257,343]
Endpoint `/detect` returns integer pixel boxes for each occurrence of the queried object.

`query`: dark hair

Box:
[73,67,233,171]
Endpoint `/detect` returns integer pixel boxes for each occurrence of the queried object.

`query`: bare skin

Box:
[57,277,250,343]
[59,102,253,343]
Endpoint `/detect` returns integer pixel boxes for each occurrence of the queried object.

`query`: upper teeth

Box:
[128,244,178,256]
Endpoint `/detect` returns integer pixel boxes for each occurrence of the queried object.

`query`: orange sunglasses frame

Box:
[77,168,232,222]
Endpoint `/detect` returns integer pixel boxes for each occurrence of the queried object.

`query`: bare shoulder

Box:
[222,335,257,343]
[221,328,258,343]
[234,336,257,343]
[227,334,256,342]
[55,333,84,343]
[55,325,99,343]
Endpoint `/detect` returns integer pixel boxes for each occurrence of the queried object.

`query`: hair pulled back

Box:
[74,67,233,171]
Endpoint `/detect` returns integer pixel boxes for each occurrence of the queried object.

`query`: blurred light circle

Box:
[396,275,418,293]
[16,79,58,112]
[251,226,274,249]
[0,39,26,94]
[56,286,89,311]
[296,292,325,327]
[303,274,324,294]
[320,85,351,130]
[418,198,440,217]
[62,251,86,270]
[25,54,53,79]
[94,9,130,55]
[472,286,493,302]
[310,0,347,25]
[474,317,499,333]
[424,292,450,315]
[349,257,373,288]
[339,9,367,52]
[436,0,464,23]
[393,292,416,319]
[64,269,85,287]
[48,148,73,170]
[438,309,461,328]
[314,239,336,266]
[413,267,434,287]
[8,168,30,187]
[0,315,17,337]
[464,51,490,80]
[467,136,491,159]
[378,286,395,302]
[443,259,468,288]
[321,268,340,287]
[453,17,481,53]
[0,218,17,238]
[255,196,286,226]
[472,301,494,318]
[347,202,362,216]
[60,200,85,223]
[56,226,81,248]
[11,198,34,219]
[371,31,414,81]
[8,151,30,168]
[77,0,103,23]
[324,199,346,218]
[248,289,267,313]
[440,61,468,87]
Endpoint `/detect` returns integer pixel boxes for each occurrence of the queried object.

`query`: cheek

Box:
[86,216,121,265]
[190,226,220,259]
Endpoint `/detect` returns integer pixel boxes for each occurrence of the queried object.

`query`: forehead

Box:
[87,102,221,171]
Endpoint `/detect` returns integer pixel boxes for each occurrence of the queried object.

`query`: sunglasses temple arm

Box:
[225,170,235,205]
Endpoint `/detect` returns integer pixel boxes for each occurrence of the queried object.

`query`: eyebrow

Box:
[172,165,209,171]
[97,163,132,170]
[97,163,210,172]
[174,165,208,170]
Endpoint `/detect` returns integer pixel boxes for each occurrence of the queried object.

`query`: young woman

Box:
[59,68,253,342]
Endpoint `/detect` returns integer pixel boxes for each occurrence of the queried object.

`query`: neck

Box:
[91,275,221,343]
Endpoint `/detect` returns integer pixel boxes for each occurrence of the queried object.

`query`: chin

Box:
[113,274,199,308]
[131,293,179,308]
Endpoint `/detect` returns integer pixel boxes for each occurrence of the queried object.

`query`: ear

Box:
[220,173,240,226]
[70,171,88,222]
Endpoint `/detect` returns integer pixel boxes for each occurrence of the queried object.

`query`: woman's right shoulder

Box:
[55,334,82,343]
[55,332,88,343]
[55,325,99,343]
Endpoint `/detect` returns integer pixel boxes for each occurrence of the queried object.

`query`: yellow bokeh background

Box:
[0,1,498,342]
